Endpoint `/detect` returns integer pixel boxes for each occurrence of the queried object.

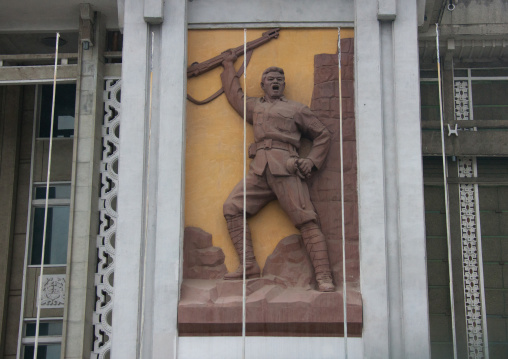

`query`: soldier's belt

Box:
[248,139,297,158]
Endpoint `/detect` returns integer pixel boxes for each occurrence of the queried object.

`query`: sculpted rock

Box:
[263,235,314,289]
[183,227,227,280]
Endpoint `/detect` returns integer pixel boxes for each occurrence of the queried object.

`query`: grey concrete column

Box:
[111,0,149,357]
[62,12,106,359]
[392,0,430,356]
[112,0,187,358]
[356,0,430,357]
[355,1,390,357]
[151,1,187,358]
[0,86,21,356]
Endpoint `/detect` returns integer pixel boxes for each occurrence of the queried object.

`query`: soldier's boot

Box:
[300,222,335,292]
[224,215,261,280]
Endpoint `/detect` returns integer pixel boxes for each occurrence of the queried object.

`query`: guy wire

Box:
[242,28,248,359]
[436,23,458,359]
[33,32,60,359]
[338,27,348,359]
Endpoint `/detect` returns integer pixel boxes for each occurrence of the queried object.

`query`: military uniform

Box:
[220,64,334,291]
[221,66,331,225]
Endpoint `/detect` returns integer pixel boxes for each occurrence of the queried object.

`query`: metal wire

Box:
[338,27,348,359]
[242,28,247,359]
[436,23,458,359]
[33,32,60,359]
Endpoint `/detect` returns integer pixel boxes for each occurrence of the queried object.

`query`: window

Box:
[22,319,62,359]
[454,68,508,124]
[30,184,71,266]
[420,70,440,123]
[38,84,76,138]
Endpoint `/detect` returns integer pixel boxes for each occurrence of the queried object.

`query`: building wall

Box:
[0,86,35,358]
[2,1,507,359]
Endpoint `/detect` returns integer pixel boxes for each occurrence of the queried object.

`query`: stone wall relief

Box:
[180,29,361,336]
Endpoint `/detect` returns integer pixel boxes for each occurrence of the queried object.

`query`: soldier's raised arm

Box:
[220,51,254,123]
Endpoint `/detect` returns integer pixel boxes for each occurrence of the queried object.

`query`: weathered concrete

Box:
[355,1,390,357]
[61,12,106,359]
[378,0,397,20]
[423,131,508,156]
[144,0,164,24]
[112,0,188,357]
[0,66,78,85]
[187,0,354,28]
[392,0,430,356]
[151,0,187,357]
[0,0,119,32]
[110,0,153,357]
[356,0,430,357]
[179,337,363,359]
[1,86,35,358]
[0,86,21,357]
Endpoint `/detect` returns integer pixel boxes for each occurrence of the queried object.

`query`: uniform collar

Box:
[261,95,288,103]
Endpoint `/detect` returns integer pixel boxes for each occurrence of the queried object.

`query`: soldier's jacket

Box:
[221,66,331,176]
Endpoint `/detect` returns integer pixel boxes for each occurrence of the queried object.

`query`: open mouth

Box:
[272,84,280,91]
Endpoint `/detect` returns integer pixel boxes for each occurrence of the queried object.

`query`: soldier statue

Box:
[220,52,335,292]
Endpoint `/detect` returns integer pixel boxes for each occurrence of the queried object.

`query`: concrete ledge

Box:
[179,337,364,359]
[422,130,508,156]
[0,65,77,84]
[178,278,362,337]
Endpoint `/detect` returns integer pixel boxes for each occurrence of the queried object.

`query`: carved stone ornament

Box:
[458,158,485,359]
[38,274,66,308]
[91,79,121,359]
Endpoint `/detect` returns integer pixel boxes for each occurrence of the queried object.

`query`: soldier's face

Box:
[261,72,285,99]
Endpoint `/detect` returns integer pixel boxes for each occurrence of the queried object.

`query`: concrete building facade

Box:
[0,0,507,358]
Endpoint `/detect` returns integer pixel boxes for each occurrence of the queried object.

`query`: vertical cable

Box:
[436,23,458,359]
[33,32,60,359]
[241,28,247,359]
[139,30,155,359]
[338,27,348,359]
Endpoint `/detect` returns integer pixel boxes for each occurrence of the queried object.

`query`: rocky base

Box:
[178,277,362,336]
[179,228,363,336]
[183,227,227,279]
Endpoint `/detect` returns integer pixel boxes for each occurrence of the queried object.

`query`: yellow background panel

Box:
[185,28,354,272]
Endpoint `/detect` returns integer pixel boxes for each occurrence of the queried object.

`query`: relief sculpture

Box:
[220,52,335,292]
[179,29,362,336]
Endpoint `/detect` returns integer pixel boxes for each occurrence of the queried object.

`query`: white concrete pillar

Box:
[111,0,150,357]
[151,1,187,358]
[112,0,187,358]
[355,1,391,357]
[356,0,430,357]
[392,0,430,356]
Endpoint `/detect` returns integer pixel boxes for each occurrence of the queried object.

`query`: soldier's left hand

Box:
[297,158,314,178]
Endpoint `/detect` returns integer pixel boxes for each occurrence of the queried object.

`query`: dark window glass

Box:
[471,69,508,77]
[30,207,69,265]
[23,344,61,359]
[420,70,439,79]
[454,69,468,77]
[34,185,71,200]
[25,322,63,337]
[479,185,508,359]
[39,84,76,138]
[472,80,508,120]
[420,81,440,122]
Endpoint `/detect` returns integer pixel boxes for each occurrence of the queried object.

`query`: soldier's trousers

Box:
[223,167,331,275]
[223,167,317,226]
